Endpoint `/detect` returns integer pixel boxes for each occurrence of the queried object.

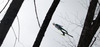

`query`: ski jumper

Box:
[53,23,73,37]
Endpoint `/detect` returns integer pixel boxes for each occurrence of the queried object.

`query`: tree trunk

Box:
[33,0,60,47]
[77,0,98,47]
[0,0,24,46]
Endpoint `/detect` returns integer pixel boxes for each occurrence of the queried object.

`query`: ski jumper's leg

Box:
[62,28,73,37]
[62,28,68,34]
[59,29,65,36]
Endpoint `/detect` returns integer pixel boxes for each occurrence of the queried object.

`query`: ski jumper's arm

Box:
[56,24,63,27]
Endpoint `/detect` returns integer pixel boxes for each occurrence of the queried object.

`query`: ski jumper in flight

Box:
[53,23,73,37]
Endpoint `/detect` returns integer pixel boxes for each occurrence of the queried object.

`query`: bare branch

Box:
[0,0,10,13]
[58,13,82,27]
[16,16,20,42]
[33,0,40,28]
[12,26,17,47]
[78,0,89,9]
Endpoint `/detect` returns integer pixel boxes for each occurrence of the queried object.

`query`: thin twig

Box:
[50,26,75,47]
[58,14,82,27]
[12,26,17,47]
[16,16,20,42]
[16,16,25,47]
[0,0,10,13]
[78,0,89,9]
[13,38,17,47]
[67,36,76,47]
[33,0,40,28]
[54,39,68,47]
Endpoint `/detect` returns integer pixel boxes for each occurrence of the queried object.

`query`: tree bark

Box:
[33,0,60,47]
[77,0,98,47]
[0,0,24,46]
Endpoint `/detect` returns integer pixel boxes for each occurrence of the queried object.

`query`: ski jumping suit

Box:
[53,23,73,37]
[54,24,68,35]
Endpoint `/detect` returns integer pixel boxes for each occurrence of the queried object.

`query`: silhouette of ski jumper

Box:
[53,23,73,37]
